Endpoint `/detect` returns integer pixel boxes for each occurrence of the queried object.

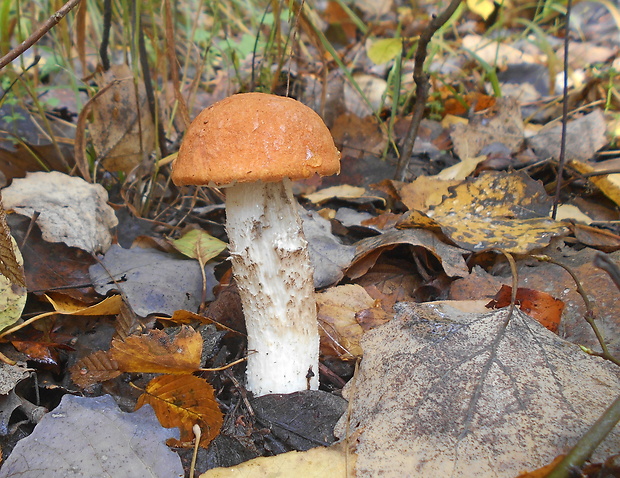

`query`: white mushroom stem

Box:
[225,178,319,396]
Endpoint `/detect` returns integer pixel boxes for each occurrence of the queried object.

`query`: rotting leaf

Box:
[136,374,223,448]
[169,229,227,263]
[90,64,156,174]
[450,97,524,159]
[486,284,564,333]
[89,244,217,316]
[317,284,375,360]
[347,228,469,280]
[2,171,118,254]
[335,301,620,477]
[0,193,26,330]
[0,193,26,289]
[0,394,183,477]
[110,326,202,374]
[426,170,569,253]
[0,235,28,330]
[69,350,121,389]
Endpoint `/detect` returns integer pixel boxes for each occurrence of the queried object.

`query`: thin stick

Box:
[0,0,83,71]
[395,0,463,181]
[551,0,573,219]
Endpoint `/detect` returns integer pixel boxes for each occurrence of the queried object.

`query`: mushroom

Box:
[172,92,341,396]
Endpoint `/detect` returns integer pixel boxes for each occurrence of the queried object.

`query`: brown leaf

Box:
[572,223,620,252]
[450,97,524,158]
[317,285,375,360]
[347,229,469,280]
[136,374,223,448]
[331,113,387,158]
[0,193,26,289]
[110,326,202,374]
[89,64,155,174]
[486,285,564,332]
[7,214,96,303]
[69,350,121,389]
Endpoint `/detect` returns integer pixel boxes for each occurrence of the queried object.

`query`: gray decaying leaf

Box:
[301,208,356,289]
[528,109,607,162]
[0,394,183,478]
[89,244,216,317]
[2,171,118,254]
[335,301,620,477]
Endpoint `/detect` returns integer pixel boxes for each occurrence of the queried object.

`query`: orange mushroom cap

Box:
[172,92,341,187]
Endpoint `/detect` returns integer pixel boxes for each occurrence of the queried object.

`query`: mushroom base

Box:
[225,179,319,396]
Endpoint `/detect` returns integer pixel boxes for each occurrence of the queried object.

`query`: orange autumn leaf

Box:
[514,455,565,477]
[486,285,564,332]
[136,374,223,448]
[110,326,202,374]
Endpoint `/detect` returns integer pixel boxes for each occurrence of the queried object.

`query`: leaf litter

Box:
[1,1,620,477]
[335,302,620,477]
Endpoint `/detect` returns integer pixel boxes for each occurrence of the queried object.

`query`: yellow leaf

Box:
[429,171,569,254]
[137,374,223,448]
[303,185,367,204]
[46,293,122,316]
[367,38,403,65]
[110,326,202,374]
[467,0,496,20]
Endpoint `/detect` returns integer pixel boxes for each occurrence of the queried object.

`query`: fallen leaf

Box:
[2,171,118,254]
[70,350,121,389]
[110,326,202,374]
[301,209,357,288]
[89,244,217,316]
[136,374,223,448]
[251,390,347,450]
[347,228,469,279]
[0,234,26,331]
[7,214,96,303]
[0,361,31,394]
[303,185,367,204]
[367,37,403,65]
[317,284,375,359]
[462,34,541,66]
[46,293,122,316]
[426,170,569,253]
[399,176,460,212]
[569,157,620,207]
[450,97,524,159]
[335,301,620,477]
[528,110,607,162]
[572,223,620,252]
[486,284,564,332]
[200,443,354,478]
[343,73,389,118]
[0,394,183,477]
[331,113,387,158]
[169,229,227,263]
[90,64,156,174]
[0,193,25,289]
[466,0,495,20]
